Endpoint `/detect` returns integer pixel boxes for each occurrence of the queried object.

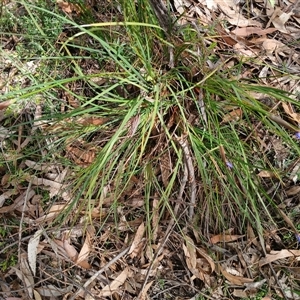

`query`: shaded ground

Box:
[1,0,300,299]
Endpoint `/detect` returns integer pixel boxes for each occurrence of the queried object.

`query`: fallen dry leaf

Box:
[64,238,90,267]
[28,229,43,276]
[277,208,298,234]
[129,222,145,259]
[234,43,260,57]
[183,237,197,271]
[221,108,243,123]
[13,254,35,299]
[35,204,68,223]
[219,264,253,286]
[267,7,293,34]
[33,290,42,300]
[183,236,215,285]
[262,39,289,55]
[76,225,94,269]
[231,27,277,37]
[138,280,154,300]
[0,190,35,213]
[0,190,18,208]
[233,289,248,298]
[210,233,244,244]
[28,175,71,200]
[56,0,81,14]
[286,185,300,196]
[282,102,300,124]
[259,249,300,267]
[214,0,261,26]
[66,144,96,166]
[247,224,261,249]
[257,170,277,178]
[36,284,73,297]
[63,239,78,262]
[99,268,129,297]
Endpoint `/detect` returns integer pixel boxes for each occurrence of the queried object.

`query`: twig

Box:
[70,246,130,300]
[175,134,196,220]
[18,181,32,263]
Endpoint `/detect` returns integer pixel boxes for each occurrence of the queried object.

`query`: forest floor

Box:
[1,0,300,299]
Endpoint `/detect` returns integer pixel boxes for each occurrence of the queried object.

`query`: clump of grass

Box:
[1,0,300,243]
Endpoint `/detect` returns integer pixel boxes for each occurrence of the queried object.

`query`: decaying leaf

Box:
[99,268,129,297]
[28,229,43,276]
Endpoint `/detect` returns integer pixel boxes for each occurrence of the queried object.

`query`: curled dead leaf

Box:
[219,264,253,286]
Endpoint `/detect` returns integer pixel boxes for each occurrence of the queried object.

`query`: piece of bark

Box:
[148,0,176,34]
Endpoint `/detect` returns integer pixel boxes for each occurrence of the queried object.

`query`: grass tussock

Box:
[1,0,300,299]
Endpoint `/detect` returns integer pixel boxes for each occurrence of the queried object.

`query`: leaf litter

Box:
[1,0,300,299]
